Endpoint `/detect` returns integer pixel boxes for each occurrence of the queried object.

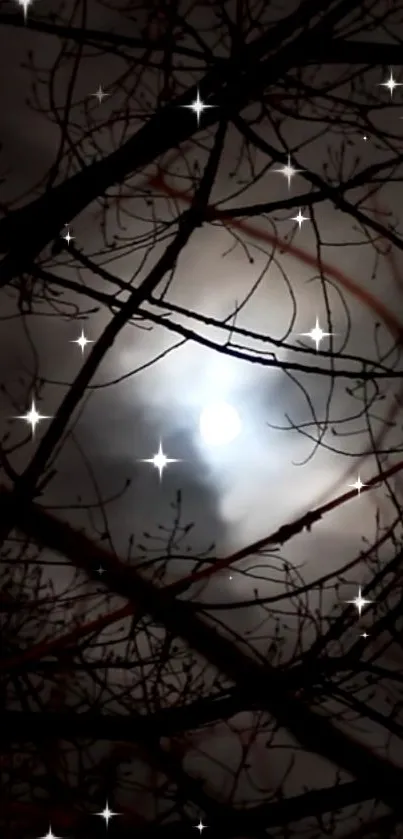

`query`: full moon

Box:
[199,402,242,446]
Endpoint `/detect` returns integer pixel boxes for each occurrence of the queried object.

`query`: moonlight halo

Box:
[199,402,242,446]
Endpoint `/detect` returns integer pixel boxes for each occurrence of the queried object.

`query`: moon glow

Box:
[199,402,242,446]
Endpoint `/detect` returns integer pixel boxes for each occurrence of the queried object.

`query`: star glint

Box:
[15,399,52,437]
[71,329,93,354]
[273,154,303,189]
[16,0,33,20]
[92,85,109,104]
[291,208,309,229]
[378,69,402,98]
[62,228,75,245]
[346,586,373,616]
[299,318,333,351]
[95,800,120,826]
[349,475,366,494]
[140,442,180,480]
[37,828,60,839]
[182,89,215,126]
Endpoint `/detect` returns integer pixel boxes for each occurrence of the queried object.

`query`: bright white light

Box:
[349,475,366,494]
[273,154,303,190]
[95,800,120,825]
[140,441,180,480]
[345,585,373,616]
[16,0,33,20]
[199,402,241,446]
[15,398,52,437]
[37,828,60,839]
[182,88,215,125]
[378,69,402,98]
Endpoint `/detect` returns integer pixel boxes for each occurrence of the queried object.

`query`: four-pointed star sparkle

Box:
[378,69,403,98]
[62,228,75,245]
[71,329,93,354]
[96,801,120,826]
[349,475,366,494]
[182,89,215,126]
[195,821,207,834]
[16,0,33,20]
[92,84,109,104]
[141,442,180,480]
[299,317,333,351]
[346,586,373,616]
[15,399,52,437]
[273,154,303,190]
[291,208,309,229]
[37,828,60,839]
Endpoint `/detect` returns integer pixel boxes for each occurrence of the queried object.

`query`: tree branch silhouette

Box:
[3,1,403,836]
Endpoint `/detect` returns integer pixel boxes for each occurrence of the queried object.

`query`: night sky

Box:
[1,1,403,837]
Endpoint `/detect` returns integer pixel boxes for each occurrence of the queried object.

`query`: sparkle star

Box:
[182,89,215,126]
[37,828,60,839]
[62,228,75,245]
[195,821,207,834]
[15,399,52,437]
[291,208,309,229]
[71,329,93,354]
[16,0,33,20]
[273,154,303,190]
[96,801,120,826]
[141,442,180,480]
[92,85,109,104]
[349,475,366,494]
[361,632,369,639]
[299,317,333,351]
[378,69,402,98]
[346,586,373,616]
